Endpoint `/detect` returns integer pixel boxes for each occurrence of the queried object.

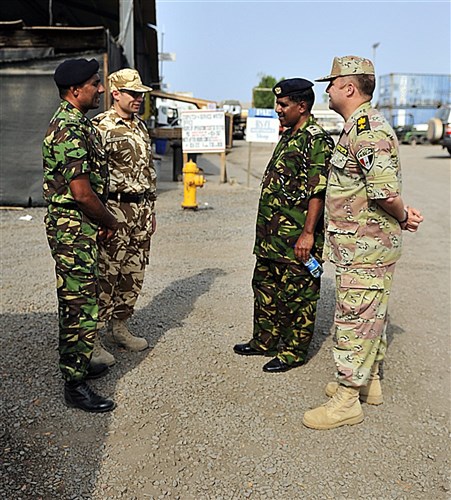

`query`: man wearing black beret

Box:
[234,78,335,372]
[42,58,118,412]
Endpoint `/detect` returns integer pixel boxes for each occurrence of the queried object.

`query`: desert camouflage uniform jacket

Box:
[253,115,334,264]
[43,100,108,207]
[324,102,403,268]
[92,107,157,211]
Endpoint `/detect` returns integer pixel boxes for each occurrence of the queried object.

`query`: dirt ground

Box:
[0,140,450,499]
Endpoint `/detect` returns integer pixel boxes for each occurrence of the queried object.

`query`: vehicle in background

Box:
[395,123,428,145]
[222,100,247,139]
[427,105,451,155]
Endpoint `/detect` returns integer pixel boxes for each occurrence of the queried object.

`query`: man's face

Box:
[325,77,349,113]
[275,96,303,128]
[76,73,105,111]
[114,89,145,117]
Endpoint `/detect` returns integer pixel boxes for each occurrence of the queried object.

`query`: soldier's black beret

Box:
[272,78,314,98]
[54,58,100,87]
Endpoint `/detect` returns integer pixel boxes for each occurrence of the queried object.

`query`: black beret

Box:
[272,78,314,98]
[54,58,100,87]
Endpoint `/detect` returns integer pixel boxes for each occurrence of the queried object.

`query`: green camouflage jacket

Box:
[254,115,334,264]
[324,102,403,268]
[92,107,157,205]
[42,100,108,206]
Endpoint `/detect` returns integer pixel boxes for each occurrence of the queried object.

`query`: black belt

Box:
[108,191,147,203]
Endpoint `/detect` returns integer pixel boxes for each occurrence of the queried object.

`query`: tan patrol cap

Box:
[315,55,375,82]
[108,68,153,92]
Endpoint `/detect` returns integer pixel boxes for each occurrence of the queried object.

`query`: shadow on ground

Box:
[0,267,223,498]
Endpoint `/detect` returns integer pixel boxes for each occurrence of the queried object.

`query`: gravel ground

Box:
[1,142,449,499]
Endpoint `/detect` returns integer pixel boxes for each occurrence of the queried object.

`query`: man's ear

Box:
[298,100,308,114]
[111,89,121,101]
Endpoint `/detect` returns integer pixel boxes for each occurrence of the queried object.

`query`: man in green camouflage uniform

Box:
[43,58,118,413]
[234,78,334,373]
[303,56,424,430]
[91,69,156,363]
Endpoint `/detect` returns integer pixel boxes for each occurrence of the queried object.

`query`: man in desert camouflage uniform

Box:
[303,56,424,430]
[91,69,157,365]
[43,58,118,413]
[234,78,334,373]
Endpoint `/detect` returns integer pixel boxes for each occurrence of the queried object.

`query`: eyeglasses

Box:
[119,89,144,99]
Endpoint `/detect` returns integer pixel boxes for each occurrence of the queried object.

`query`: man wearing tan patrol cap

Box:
[91,69,157,365]
[302,56,424,430]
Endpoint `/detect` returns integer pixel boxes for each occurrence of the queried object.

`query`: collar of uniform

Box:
[61,99,84,120]
[108,106,140,126]
[284,114,315,140]
[344,101,372,134]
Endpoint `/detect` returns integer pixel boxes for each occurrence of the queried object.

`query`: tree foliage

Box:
[253,74,278,108]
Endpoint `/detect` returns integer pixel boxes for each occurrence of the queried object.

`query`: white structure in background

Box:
[312,103,344,135]
[156,93,197,126]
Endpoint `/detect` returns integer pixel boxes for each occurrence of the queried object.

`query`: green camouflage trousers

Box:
[45,208,99,382]
[333,263,395,387]
[97,200,152,328]
[250,257,321,364]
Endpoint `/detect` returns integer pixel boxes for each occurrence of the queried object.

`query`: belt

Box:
[108,191,147,204]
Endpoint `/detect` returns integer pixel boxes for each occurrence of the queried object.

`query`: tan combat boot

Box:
[105,319,148,352]
[90,333,116,367]
[325,362,383,405]
[303,385,364,430]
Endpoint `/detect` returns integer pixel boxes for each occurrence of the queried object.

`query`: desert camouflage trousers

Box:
[45,208,98,382]
[333,263,395,387]
[250,257,321,364]
[97,200,153,328]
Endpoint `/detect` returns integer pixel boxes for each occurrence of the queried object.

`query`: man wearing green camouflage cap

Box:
[302,56,424,430]
[43,58,118,412]
[91,68,157,365]
[234,78,335,373]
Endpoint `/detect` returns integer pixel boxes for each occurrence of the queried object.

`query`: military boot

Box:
[90,333,116,367]
[64,381,115,413]
[303,385,364,430]
[105,319,148,352]
[325,362,383,405]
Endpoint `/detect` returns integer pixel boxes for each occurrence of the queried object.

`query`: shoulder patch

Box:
[356,146,375,171]
[306,124,322,136]
[356,115,371,134]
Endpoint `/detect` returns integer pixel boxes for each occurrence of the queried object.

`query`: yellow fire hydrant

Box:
[182,160,206,209]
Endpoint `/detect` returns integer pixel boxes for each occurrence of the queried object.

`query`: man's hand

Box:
[294,232,314,263]
[401,205,424,232]
[98,226,116,241]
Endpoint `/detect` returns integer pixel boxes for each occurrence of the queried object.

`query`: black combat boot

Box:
[64,381,115,413]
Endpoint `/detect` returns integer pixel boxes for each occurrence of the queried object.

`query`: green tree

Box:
[253,74,278,108]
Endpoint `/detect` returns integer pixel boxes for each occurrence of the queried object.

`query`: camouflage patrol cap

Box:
[108,68,153,92]
[273,78,314,98]
[315,56,375,82]
[54,58,100,87]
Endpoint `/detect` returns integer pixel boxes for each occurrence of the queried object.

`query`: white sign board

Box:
[246,116,280,143]
[181,110,226,153]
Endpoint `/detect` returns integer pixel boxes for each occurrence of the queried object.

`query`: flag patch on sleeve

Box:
[356,147,375,170]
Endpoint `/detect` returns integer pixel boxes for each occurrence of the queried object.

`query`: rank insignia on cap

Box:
[356,115,371,134]
[274,87,281,95]
[356,147,375,171]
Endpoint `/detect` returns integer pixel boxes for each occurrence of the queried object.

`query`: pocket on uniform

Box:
[336,269,385,323]
[327,220,359,266]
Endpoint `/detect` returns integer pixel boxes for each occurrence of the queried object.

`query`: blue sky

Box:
[156,0,450,103]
